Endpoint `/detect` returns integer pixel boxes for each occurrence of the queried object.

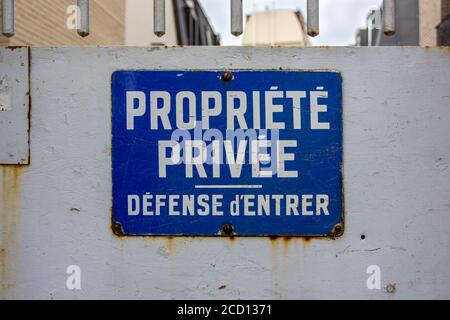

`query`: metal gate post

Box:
[77,0,90,37]
[2,0,15,37]
[154,0,166,37]
[231,0,243,36]
[307,0,319,37]
[383,0,396,35]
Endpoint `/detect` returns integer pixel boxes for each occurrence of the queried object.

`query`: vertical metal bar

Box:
[231,0,243,37]
[383,0,396,36]
[307,0,319,37]
[154,0,166,37]
[77,0,90,37]
[2,0,15,38]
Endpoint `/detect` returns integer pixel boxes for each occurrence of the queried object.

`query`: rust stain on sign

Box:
[1,166,23,299]
[269,235,315,250]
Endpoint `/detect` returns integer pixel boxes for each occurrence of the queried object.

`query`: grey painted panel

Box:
[0,47,29,164]
[1,47,449,299]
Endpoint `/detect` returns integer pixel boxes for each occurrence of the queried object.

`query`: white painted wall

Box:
[0,47,449,299]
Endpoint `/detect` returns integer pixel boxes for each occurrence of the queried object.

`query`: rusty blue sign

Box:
[111,70,343,236]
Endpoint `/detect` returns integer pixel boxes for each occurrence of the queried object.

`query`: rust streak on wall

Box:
[282,237,293,256]
[1,166,23,299]
[166,236,175,255]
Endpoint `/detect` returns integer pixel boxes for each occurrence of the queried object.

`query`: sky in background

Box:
[201,0,383,46]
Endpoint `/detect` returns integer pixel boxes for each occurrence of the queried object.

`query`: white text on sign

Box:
[125,87,331,179]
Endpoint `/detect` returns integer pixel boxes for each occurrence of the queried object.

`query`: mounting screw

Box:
[221,223,234,236]
[331,223,344,237]
[221,71,233,83]
[386,283,396,294]
[112,221,124,236]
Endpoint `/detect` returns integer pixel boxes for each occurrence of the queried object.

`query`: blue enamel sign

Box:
[112,70,343,236]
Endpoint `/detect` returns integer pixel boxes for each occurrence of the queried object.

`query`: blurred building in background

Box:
[242,9,309,46]
[127,0,219,46]
[0,0,126,46]
[438,0,450,44]
[356,0,450,46]
[0,0,219,46]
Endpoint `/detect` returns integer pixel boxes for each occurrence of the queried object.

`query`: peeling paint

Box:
[386,283,397,294]
[6,46,26,51]
[0,76,12,112]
